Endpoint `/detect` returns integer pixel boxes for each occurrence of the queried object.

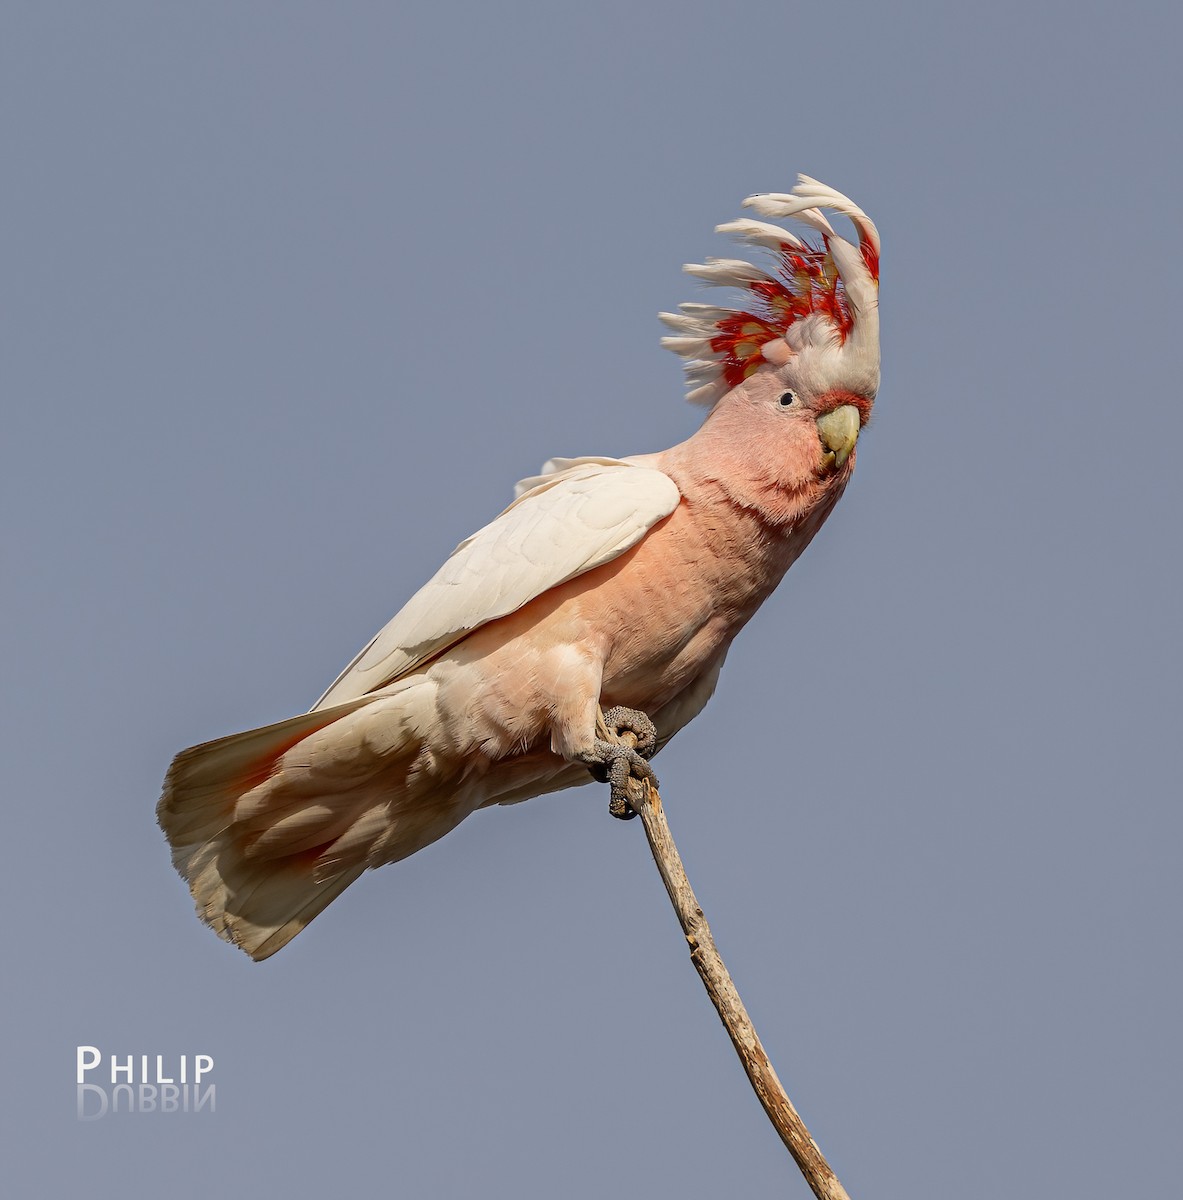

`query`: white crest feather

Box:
[714,218,806,251]
[660,173,881,407]
[683,258,776,287]
[744,176,880,262]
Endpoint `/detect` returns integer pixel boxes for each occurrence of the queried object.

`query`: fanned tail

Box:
[158,698,376,961]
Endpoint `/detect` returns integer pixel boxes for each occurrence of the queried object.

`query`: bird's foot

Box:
[586,706,659,820]
[600,705,658,760]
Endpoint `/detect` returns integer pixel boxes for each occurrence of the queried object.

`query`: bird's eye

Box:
[778,390,798,407]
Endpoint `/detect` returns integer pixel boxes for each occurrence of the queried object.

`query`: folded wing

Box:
[313,459,681,709]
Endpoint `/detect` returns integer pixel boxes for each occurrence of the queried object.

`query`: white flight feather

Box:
[312,461,681,709]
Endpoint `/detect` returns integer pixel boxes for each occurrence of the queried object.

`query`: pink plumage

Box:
[158,174,881,960]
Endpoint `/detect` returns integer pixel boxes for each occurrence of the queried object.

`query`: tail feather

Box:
[158,698,377,961]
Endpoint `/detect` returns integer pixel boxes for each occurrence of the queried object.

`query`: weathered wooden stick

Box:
[624,774,852,1200]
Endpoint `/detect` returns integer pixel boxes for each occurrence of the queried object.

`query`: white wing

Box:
[312,458,680,709]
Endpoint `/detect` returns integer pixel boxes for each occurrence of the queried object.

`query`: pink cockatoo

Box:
[159,175,881,960]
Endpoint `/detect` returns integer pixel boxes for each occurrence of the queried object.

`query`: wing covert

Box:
[312,459,680,709]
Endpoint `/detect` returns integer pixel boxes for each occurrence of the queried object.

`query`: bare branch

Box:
[624,775,852,1200]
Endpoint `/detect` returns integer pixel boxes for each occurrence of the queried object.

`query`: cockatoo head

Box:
[660,175,880,415]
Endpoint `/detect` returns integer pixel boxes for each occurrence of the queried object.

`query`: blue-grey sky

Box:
[4,3,1180,1196]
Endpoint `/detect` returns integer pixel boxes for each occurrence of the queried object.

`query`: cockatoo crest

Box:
[659,175,880,407]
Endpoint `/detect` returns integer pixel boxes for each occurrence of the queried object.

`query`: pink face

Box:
[688,370,868,529]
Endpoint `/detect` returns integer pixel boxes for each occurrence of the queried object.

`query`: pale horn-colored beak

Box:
[815,405,860,470]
